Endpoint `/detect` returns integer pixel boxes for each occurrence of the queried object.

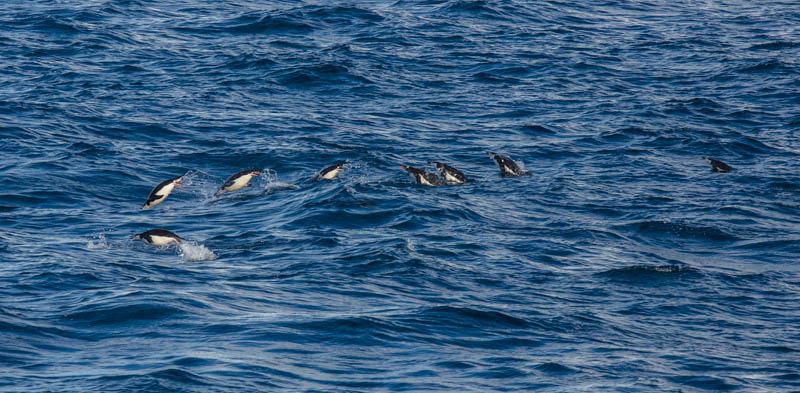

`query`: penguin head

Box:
[173,176,183,186]
[400,165,424,176]
[249,169,261,177]
[131,233,142,240]
[400,166,418,181]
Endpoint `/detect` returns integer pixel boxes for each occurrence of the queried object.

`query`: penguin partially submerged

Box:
[132,229,182,246]
[703,157,733,172]
[313,164,346,182]
[142,175,183,210]
[487,152,526,176]
[215,169,261,196]
[428,161,468,184]
[400,165,443,186]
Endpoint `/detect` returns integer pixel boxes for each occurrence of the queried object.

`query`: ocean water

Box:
[1,0,799,391]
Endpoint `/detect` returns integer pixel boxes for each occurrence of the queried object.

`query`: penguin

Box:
[142,175,183,210]
[313,163,345,181]
[487,152,525,176]
[400,165,443,186]
[703,157,733,172]
[132,229,182,246]
[215,169,261,196]
[428,161,468,184]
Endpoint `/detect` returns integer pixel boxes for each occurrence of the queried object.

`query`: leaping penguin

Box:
[487,152,526,176]
[400,165,443,186]
[313,164,346,181]
[142,175,183,210]
[428,161,468,184]
[703,157,733,172]
[132,229,182,246]
[215,169,261,196]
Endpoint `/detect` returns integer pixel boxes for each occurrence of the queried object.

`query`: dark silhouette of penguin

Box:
[487,152,526,176]
[429,161,468,184]
[400,165,443,186]
[132,229,182,246]
[704,157,733,172]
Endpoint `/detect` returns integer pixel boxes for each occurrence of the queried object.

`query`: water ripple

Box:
[1,0,799,391]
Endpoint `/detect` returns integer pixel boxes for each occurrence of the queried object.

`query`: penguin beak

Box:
[400,165,407,170]
[252,171,261,176]
[175,177,183,185]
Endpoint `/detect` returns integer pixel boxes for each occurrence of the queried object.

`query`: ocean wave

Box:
[597,265,702,282]
[2,0,799,391]
[613,220,740,242]
[63,303,183,327]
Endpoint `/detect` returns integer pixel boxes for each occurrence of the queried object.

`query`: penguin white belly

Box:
[142,195,165,210]
[445,172,461,183]
[419,175,436,186]
[149,235,178,246]
[158,182,176,196]
[227,175,254,192]
[321,168,340,180]
[142,183,176,209]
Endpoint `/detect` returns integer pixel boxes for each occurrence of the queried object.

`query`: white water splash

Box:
[179,242,216,261]
[260,168,300,192]
[179,169,200,187]
[268,181,301,192]
[179,170,226,200]
[259,168,277,183]
[86,233,110,249]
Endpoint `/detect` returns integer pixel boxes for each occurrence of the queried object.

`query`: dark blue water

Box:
[2,0,799,391]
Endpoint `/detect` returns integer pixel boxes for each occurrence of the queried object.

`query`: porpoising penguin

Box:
[428,161,468,184]
[132,229,182,246]
[400,165,443,186]
[703,157,733,172]
[215,169,261,196]
[142,175,183,210]
[313,164,346,181]
[487,152,526,176]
